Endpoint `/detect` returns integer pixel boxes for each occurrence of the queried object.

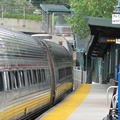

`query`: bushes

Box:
[4,14,42,21]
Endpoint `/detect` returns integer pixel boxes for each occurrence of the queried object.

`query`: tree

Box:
[0,0,35,14]
[69,0,117,39]
[31,0,70,8]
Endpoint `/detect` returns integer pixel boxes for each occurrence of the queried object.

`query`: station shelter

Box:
[40,4,73,35]
[84,17,120,84]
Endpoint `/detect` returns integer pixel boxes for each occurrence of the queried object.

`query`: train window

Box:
[13,71,19,89]
[63,68,66,78]
[58,68,66,80]
[33,70,37,84]
[66,67,72,76]
[27,70,32,85]
[58,69,61,79]
[4,71,12,91]
[37,70,41,83]
[19,71,25,87]
[41,69,46,83]
[0,72,4,92]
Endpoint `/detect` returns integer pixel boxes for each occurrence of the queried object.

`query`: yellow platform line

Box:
[41,84,91,120]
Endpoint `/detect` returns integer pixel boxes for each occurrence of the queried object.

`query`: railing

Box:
[73,66,87,89]
[106,86,118,109]
[106,86,118,119]
[53,25,73,34]
[83,71,87,83]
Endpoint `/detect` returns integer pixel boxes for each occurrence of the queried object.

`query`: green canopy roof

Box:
[85,16,120,28]
[40,4,73,13]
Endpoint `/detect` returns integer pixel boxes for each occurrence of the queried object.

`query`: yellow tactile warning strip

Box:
[41,84,91,120]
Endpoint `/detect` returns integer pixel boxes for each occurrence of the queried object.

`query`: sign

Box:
[99,37,116,43]
[116,39,120,44]
[112,13,120,24]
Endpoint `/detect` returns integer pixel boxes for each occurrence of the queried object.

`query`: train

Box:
[0,27,73,120]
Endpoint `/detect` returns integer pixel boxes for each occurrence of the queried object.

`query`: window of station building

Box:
[19,71,25,87]
[4,71,12,91]
[32,70,37,84]
[0,72,4,92]
[12,71,19,89]
[27,70,32,85]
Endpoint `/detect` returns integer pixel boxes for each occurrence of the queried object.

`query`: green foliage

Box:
[4,14,42,21]
[31,0,70,8]
[0,0,36,15]
[25,14,42,21]
[0,0,43,21]
[69,0,117,39]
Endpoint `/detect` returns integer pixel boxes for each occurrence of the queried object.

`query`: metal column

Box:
[118,73,120,119]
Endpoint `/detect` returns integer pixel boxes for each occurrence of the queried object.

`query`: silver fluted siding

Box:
[0,27,48,70]
[44,41,72,68]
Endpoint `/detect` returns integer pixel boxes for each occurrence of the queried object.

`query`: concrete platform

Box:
[36,84,112,120]
[67,84,111,120]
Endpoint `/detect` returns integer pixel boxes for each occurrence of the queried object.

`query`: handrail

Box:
[106,86,118,109]
[111,94,118,108]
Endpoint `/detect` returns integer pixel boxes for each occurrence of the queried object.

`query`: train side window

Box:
[0,72,4,92]
[13,71,19,89]
[41,69,46,83]
[19,71,25,87]
[62,68,65,78]
[33,70,37,84]
[4,71,12,91]
[66,67,72,76]
[58,69,61,80]
[27,70,32,85]
[37,70,41,83]
[58,68,66,80]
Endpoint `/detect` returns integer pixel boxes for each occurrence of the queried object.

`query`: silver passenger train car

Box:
[0,27,73,120]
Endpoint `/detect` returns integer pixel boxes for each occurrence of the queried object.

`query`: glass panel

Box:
[13,71,19,89]
[0,72,3,92]
[41,69,46,82]
[33,70,37,84]
[59,68,67,80]
[27,70,32,85]
[37,70,41,83]
[66,67,72,76]
[19,71,25,87]
[4,72,12,91]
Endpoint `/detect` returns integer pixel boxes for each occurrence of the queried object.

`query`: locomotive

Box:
[0,27,73,120]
